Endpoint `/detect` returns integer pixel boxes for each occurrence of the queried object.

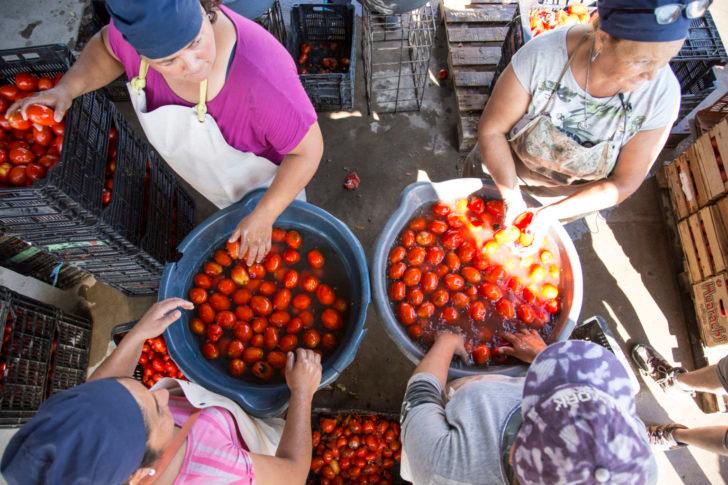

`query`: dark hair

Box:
[201,0,222,23]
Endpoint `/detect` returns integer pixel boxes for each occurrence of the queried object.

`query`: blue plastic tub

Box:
[372,179,583,379]
[160,189,370,417]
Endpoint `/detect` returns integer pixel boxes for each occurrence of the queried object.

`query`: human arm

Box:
[497,328,548,363]
[229,122,323,266]
[413,332,469,388]
[531,125,671,226]
[478,65,533,224]
[6,27,123,122]
[249,348,322,484]
[88,298,193,381]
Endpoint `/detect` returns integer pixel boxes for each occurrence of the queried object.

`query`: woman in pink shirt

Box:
[8,0,322,265]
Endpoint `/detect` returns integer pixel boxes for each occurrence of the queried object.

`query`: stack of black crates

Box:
[0,45,195,295]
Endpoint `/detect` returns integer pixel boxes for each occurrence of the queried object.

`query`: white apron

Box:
[151,377,284,456]
[127,59,286,209]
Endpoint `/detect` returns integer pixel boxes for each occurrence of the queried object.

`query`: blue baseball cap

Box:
[1,379,146,485]
[513,340,654,485]
[106,0,204,59]
[598,0,690,42]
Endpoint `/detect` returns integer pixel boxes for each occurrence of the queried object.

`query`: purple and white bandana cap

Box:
[513,340,653,485]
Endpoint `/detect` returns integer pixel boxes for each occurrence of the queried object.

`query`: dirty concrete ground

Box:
[2,1,728,483]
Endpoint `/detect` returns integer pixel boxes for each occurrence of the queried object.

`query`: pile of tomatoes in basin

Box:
[387,196,562,365]
[309,413,401,485]
[189,228,350,383]
[297,42,351,75]
[529,3,590,37]
[0,73,65,187]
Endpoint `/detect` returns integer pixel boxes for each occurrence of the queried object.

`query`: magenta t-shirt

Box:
[107,5,317,164]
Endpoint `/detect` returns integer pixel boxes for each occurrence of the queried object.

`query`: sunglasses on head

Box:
[603,0,712,25]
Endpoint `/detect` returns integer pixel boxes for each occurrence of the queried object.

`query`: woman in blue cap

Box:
[7,0,322,266]
[466,0,709,233]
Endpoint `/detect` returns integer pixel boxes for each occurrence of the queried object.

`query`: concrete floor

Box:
[2,1,728,483]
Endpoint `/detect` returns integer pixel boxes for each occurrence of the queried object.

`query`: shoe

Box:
[631,343,686,390]
[646,424,688,451]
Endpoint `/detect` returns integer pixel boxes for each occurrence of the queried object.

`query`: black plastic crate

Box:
[674,12,727,62]
[0,237,88,289]
[89,0,131,102]
[0,287,91,426]
[288,4,356,111]
[490,11,524,93]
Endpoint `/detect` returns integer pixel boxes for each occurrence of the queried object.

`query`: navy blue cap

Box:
[106,0,204,59]
[599,0,690,42]
[1,379,146,485]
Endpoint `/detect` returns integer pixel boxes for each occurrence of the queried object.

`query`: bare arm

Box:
[478,64,532,220]
[230,122,324,265]
[250,349,322,484]
[88,298,193,381]
[413,333,468,388]
[538,125,670,221]
[7,27,123,122]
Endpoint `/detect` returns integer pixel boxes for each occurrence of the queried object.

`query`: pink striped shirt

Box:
[169,395,255,484]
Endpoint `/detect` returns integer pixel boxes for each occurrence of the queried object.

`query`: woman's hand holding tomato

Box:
[228,208,275,266]
[6,84,73,124]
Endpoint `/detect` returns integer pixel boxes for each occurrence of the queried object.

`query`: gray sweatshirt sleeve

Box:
[400,373,452,482]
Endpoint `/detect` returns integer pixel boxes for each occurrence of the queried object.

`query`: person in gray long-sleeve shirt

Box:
[399,330,658,485]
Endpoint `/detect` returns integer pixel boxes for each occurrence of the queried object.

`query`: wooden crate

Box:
[677,205,728,283]
[666,155,701,218]
[693,273,728,348]
[693,130,728,202]
[440,0,516,152]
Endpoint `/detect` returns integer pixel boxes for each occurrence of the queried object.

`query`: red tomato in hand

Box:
[26,104,56,126]
[6,112,31,131]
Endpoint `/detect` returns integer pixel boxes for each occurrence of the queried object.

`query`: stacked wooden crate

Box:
[665,119,728,350]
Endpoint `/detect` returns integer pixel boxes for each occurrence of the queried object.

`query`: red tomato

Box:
[267,350,287,369]
[0,84,19,100]
[227,339,244,358]
[37,77,53,91]
[287,317,303,334]
[307,249,325,269]
[408,217,426,231]
[485,200,504,219]
[522,286,538,304]
[400,229,416,248]
[407,247,426,266]
[243,347,264,363]
[213,249,232,267]
[389,281,406,301]
[303,329,321,348]
[15,73,38,91]
[322,332,337,352]
[226,240,240,259]
[544,299,560,314]
[431,289,449,307]
[270,310,291,327]
[402,267,421,286]
[478,283,502,301]
[469,301,486,321]
[251,361,274,381]
[264,327,279,350]
[283,270,299,289]
[248,263,266,279]
[250,296,273,316]
[31,125,53,146]
[495,298,515,319]
[271,227,286,242]
[421,272,439,293]
[26,104,56,126]
[389,246,406,263]
[215,310,235,329]
[425,246,445,265]
[202,342,219,359]
[272,289,291,310]
[233,322,252,342]
[484,265,506,284]
[189,317,205,335]
[467,196,485,214]
[447,213,465,229]
[398,303,416,325]
[388,262,406,280]
[443,274,465,291]
[507,276,523,294]
[513,211,534,230]
[259,281,277,296]
[209,293,231,311]
[292,294,311,310]
[8,165,27,186]
[316,284,336,306]
[428,220,448,235]
[188,287,207,304]
[216,278,236,295]
[432,201,451,217]
[206,324,223,342]
[229,358,245,377]
[472,344,491,364]
[193,273,213,289]
[262,253,281,273]
[203,261,223,276]
[282,249,300,265]
[322,309,343,330]
[25,163,45,182]
[408,288,424,306]
[517,304,535,324]
[441,306,458,322]
[198,303,215,324]
[251,318,267,334]
[235,305,254,321]
[416,302,435,318]
[416,231,434,246]
[442,229,465,250]
[302,275,319,293]
[286,230,302,249]
[279,334,298,352]
[461,266,481,284]
[233,288,252,305]
[7,113,31,132]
